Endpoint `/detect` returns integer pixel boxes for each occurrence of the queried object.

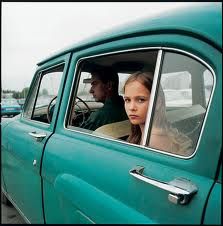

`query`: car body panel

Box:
[1,116,47,223]
[42,130,215,224]
[203,182,221,224]
[1,53,71,223]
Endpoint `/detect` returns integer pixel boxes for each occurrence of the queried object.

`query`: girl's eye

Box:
[124,98,130,103]
[138,98,146,103]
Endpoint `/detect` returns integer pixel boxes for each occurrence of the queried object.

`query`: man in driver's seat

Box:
[81,66,128,131]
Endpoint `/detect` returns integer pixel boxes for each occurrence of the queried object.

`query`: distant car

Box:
[1,98,22,117]
[1,3,221,224]
[17,98,26,108]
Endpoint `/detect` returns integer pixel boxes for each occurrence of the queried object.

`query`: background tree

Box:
[21,87,29,98]
[12,91,21,99]
[2,87,30,99]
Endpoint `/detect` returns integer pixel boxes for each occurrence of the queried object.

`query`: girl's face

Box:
[124,80,150,126]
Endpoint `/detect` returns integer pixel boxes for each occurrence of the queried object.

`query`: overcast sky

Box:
[2,2,211,91]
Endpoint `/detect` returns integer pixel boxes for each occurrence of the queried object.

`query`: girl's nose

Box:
[129,101,137,111]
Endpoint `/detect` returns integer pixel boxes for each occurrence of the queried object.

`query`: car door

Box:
[203,160,221,224]
[1,53,71,223]
[41,34,221,224]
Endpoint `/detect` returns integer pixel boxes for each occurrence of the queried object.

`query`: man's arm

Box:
[81,111,102,131]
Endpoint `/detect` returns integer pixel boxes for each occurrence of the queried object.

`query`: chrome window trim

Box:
[142,50,163,145]
[63,47,216,159]
[21,62,65,127]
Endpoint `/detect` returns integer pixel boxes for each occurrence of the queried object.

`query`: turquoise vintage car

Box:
[1,98,22,117]
[1,3,221,224]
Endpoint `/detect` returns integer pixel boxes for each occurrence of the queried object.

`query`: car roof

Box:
[38,3,221,66]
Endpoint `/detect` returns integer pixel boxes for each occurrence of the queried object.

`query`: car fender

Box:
[54,173,153,224]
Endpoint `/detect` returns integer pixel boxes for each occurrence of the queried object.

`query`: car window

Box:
[23,64,64,124]
[147,51,214,157]
[66,50,158,138]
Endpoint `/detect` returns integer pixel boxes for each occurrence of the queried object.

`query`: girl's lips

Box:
[129,115,139,120]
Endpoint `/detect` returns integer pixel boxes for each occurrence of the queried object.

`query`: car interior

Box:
[66,50,158,140]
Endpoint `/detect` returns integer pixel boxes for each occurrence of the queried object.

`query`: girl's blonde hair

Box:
[152,86,192,155]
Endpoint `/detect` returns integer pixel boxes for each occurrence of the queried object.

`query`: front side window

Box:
[23,64,64,124]
[147,52,214,157]
[66,50,158,141]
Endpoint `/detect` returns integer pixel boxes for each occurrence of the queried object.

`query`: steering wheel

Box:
[71,96,91,127]
[47,96,91,125]
[47,96,57,123]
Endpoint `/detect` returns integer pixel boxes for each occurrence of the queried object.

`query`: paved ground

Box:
[1,203,26,224]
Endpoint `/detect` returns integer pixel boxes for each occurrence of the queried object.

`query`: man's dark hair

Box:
[91,66,119,92]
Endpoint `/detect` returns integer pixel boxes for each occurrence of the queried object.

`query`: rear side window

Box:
[147,51,214,156]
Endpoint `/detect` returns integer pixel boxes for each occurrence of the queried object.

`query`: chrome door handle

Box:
[129,166,198,205]
[28,132,47,142]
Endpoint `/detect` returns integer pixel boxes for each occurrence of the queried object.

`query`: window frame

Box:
[145,48,216,159]
[63,47,216,159]
[22,62,66,125]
